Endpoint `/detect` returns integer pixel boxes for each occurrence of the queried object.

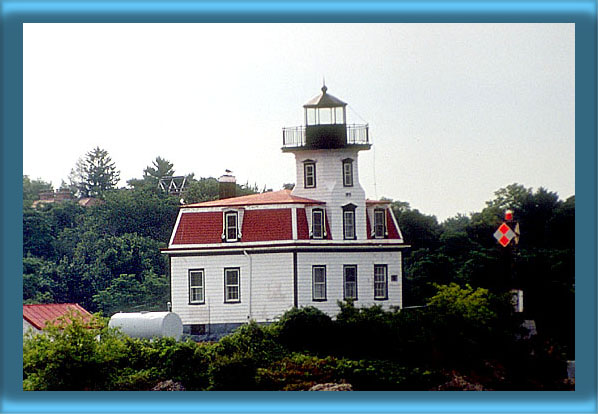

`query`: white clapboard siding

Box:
[291,149,367,240]
[296,250,403,317]
[171,253,294,325]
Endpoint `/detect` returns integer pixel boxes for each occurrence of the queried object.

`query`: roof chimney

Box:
[218,171,236,200]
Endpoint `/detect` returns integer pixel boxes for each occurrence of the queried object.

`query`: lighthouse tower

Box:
[283,84,371,240]
[165,84,406,340]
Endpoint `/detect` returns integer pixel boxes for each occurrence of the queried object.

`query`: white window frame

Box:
[224,268,240,303]
[224,211,239,242]
[343,209,356,240]
[304,162,316,188]
[343,265,358,300]
[312,265,327,301]
[374,265,388,300]
[312,208,325,239]
[189,269,205,304]
[374,208,387,238]
[342,159,354,187]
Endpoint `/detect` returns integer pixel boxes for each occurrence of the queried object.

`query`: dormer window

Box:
[304,160,316,188]
[374,208,387,238]
[312,208,325,239]
[224,211,239,242]
[342,158,353,187]
[342,204,357,240]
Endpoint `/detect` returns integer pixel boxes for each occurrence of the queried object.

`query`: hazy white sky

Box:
[23,23,574,221]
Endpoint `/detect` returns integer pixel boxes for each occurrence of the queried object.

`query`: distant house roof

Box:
[78,197,105,207]
[183,189,324,208]
[23,303,92,330]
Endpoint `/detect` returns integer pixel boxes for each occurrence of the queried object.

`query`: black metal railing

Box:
[282,124,369,149]
[282,126,306,147]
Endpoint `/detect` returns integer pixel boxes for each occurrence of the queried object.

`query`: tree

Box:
[127,157,176,190]
[69,147,120,198]
[144,157,175,185]
[23,176,53,206]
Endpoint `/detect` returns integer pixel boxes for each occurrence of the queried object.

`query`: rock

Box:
[436,371,487,391]
[151,380,186,391]
[309,383,353,391]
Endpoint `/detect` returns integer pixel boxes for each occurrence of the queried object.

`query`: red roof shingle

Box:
[23,303,92,330]
[184,189,324,208]
[172,211,223,245]
[241,209,292,242]
[386,209,401,239]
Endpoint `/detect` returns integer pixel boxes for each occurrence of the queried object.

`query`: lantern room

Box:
[282,85,370,151]
[304,84,347,126]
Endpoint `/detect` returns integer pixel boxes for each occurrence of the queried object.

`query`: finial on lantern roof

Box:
[321,77,327,94]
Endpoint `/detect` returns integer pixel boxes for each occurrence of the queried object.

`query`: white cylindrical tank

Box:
[109,312,183,341]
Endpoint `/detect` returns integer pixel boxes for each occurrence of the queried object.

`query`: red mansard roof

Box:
[241,209,293,242]
[172,211,223,245]
[184,189,324,208]
[386,209,401,239]
[23,303,92,330]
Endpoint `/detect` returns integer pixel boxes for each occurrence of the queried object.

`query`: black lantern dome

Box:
[282,85,370,151]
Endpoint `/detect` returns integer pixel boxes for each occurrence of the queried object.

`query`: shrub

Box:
[256,354,345,391]
[23,313,127,390]
[276,307,334,354]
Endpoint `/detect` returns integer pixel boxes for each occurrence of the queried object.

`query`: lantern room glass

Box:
[305,106,346,126]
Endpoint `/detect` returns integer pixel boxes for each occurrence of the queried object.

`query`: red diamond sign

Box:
[494,222,515,247]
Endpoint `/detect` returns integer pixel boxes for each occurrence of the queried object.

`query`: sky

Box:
[23,23,574,221]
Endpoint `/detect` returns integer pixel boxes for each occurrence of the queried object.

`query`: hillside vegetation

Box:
[23,150,574,390]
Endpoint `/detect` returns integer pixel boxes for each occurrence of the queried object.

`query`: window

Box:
[304,161,316,188]
[374,209,386,238]
[224,268,240,303]
[189,269,204,304]
[342,204,357,240]
[342,159,353,187]
[312,208,325,239]
[189,324,206,335]
[312,266,327,301]
[343,265,358,300]
[374,265,388,300]
[224,212,238,241]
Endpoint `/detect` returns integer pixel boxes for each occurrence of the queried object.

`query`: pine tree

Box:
[69,147,120,198]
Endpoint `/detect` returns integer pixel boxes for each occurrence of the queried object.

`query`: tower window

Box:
[374,209,386,238]
[342,204,357,240]
[312,265,327,301]
[312,208,325,239]
[224,212,239,242]
[304,161,316,188]
[342,158,354,187]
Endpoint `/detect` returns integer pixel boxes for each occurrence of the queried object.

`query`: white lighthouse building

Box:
[163,86,408,340]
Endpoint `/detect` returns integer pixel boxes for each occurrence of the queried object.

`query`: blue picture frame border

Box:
[1,1,596,413]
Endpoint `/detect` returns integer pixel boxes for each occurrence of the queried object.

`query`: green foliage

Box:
[256,354,345,390]
[23,175,53,206]
[92,271,169,315]
[427,283,497,327]
[275,306,334,354]
[69,147,120,198]
[23,313,127,390]
[391,201,442,249]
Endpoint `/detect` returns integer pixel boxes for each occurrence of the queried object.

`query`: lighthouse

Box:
[164,85,407,341]
[283,84,371,241]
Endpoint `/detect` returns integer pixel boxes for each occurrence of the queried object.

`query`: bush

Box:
[23,313,127,390]
[256,354,346,391]
[276,307,334,354]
